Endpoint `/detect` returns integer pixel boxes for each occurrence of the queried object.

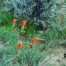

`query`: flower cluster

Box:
[12,18,39,50]
[13,18,27,29]
[16,37,39,50]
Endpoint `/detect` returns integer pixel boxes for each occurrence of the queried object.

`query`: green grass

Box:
[0,20,66,66]
[0,2,66,65]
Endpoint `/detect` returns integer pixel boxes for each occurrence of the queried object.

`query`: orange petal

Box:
[17,42,22,49]
[21,19,27,28]
[33,37,39,45]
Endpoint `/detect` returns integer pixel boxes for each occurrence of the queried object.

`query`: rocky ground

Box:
[39,46,66,66]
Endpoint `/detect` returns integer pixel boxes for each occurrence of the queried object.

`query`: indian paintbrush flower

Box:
[32,37,39,45]
[21,19,27,29]
[17,42,22,49]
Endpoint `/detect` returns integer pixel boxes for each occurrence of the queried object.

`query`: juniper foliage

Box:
[0,0,55,30]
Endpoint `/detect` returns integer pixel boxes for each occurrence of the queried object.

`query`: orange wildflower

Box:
[21,19,27,28]
[17,42,22,49]
[13,18,17,25]
[32,37,39,45]
[26,45,32,49]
